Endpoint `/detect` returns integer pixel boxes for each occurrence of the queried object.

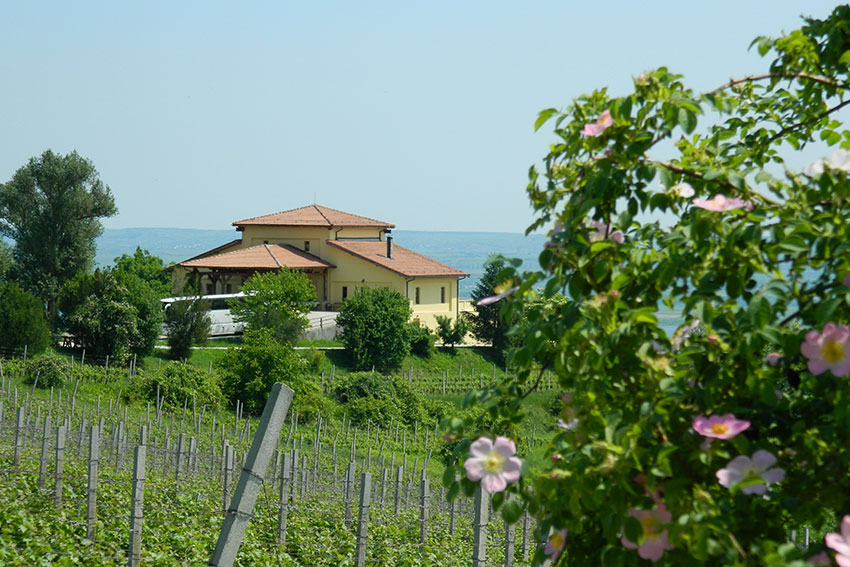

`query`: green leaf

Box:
[535,108,558,131]
[442,465,456,487]
[747,295,771,328]
[814,296,842,324]
[501,500,523,524]
[678,108,697,134]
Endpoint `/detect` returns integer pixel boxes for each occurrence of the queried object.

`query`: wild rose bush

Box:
[445,7,850,566]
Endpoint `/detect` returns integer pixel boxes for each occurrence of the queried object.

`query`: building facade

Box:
[171,205,469,328]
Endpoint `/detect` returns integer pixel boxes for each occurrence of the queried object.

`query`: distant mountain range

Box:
[95,228,547,298]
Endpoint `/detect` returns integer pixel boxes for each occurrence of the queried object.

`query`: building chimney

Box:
[387,236,393,259]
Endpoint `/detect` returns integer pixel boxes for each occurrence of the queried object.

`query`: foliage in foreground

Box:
[445,7,850,567]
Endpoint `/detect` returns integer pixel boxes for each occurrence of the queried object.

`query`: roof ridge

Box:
[313,204,333,227]
[264,243,282,268]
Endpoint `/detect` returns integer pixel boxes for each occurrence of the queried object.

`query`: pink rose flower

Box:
[621,503,673,562]
[693,194,749,212]
[843,273,850,287]
[716,449,785,495]
[801,323,850,377]
[807,551,833,565]
[545,528,568,562]
[581,109,613,137]
[765,352,783,366]
[692,414,750,440]
[463,436,522,494]
[826,514,850,567]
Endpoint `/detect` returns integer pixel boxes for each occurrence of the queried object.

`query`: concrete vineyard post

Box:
[354,472,371,567]
[208,382,293,567]
[128,444,146,567]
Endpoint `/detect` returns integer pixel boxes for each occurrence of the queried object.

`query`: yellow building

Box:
[172,204,469,328]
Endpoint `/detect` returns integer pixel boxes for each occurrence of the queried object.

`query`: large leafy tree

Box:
[58,270,162,362]
[337,286,412,371]
[229,269,316,345]
[0,150,117,324]
[113,246,172,298]
[445,7,850,567]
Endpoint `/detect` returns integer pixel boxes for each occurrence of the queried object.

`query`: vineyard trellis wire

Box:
[0,350,546,566]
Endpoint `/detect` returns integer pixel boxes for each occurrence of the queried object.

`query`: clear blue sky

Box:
[0,1,841,234]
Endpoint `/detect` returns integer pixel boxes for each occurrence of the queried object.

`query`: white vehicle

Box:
[160,293,246,337]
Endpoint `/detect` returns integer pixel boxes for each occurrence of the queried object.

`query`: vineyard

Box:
[0,349,551,566]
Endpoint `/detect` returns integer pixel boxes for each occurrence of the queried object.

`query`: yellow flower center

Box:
[549,531,565,550]
[494,280,515,294]
[640,514,662,536]
[483,450,506,474]
[821,339,845,364]
[710,424,729,435]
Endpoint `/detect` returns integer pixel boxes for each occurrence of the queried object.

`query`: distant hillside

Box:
[95,228,546,297]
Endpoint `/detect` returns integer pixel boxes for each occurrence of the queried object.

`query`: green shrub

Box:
[406,322,434,358]
[219,329,310,414]
[22,355,70,388]
[58,270,162,363]
[333,371,431,426]
[0,282,51,355]
[336,287,411,371]
[333,371,395,403]
[292,386,338,421]
[344,396,402,425]
[129,361,223,410]
[434,315,469,348]
[164,297,211,360]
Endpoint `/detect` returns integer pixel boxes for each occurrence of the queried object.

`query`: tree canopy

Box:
[112,246,172,298]
[0,150,116,324]
[229,269,316,345]
[468,257,516,358]
[58,270,162,362]
[445,6,850,567]
[0,281,51,355]
[336,286,412,371]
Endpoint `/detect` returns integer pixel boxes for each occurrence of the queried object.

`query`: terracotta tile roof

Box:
[178,243,335,270]
[233,204,395,229]
[327,240,469,278]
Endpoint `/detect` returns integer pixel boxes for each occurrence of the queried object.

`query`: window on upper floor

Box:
[441,286,446,303]
[415,287,421,304]
[304,241,310,252]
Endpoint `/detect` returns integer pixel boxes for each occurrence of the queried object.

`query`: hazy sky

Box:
[0,1,841,234]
